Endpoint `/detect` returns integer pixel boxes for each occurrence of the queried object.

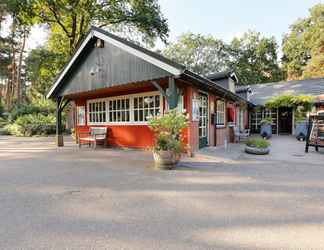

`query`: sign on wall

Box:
[192,97,200,122]
[77,106,85,125]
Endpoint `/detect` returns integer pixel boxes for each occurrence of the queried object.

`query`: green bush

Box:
[246,138,270,149]
[260,117,272,125]
[6,113,56,136]
[9,101,55,122]
[148,110,188,153]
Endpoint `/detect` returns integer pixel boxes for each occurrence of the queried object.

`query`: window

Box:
[77,106,85,126]
[133,95,160,122]
[108,98,130,122]
[87,92,162,125]
[88,101,106,124]
[216,100,225,126]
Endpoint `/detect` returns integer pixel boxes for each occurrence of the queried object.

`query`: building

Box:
[47,26,250,153]
[244,78,324,135]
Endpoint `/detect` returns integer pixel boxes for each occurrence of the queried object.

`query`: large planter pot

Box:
[260,124,272,139]
[245,145,270,155]
[295,121,308,141]
[153,150,180,169]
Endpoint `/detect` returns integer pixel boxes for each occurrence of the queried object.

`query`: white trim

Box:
[93,30,182,76]
[86,91,163,126]
[46,32,93,99]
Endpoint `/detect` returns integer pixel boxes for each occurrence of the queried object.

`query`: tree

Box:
[228,31,284,85]
[25,46,65,97]
[163,31,283,84]
[32,0,169,56]
[163,32,228,75]
[1,0,33,109]
[282,3,324,80]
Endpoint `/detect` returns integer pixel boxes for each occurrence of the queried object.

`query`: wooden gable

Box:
[58,38,172,97]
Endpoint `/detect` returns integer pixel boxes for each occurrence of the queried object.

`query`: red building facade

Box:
[48,27,250,154]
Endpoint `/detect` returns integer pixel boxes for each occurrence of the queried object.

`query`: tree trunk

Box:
[16,28,27,106]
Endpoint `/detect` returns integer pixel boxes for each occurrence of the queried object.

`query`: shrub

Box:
[246,138,270,149]
[260,117,272,125]
[148,110,188,153]
[6,113,56,136]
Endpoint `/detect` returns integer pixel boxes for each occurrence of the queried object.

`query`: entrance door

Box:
[198,93,208,148]
[278,107,292,134]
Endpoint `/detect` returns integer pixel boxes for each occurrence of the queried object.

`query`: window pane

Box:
[134,98,138,109]
[134,110,138,121]
[155,95,160,107]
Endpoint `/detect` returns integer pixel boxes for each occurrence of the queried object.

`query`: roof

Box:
[47,26,247,104]
[248,77,324,106]
[206,70,238,83]
[235,85,251,93]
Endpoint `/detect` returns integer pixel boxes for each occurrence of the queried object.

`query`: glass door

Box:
[198,93,208,148]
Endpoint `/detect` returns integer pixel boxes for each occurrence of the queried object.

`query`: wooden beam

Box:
[151,81,167,97]
[56,96,64,147]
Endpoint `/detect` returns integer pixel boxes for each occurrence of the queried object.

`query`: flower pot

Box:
[295,121,308,141]
[245,145,270,155]
[153,150,180,169]
[260,124,272,139]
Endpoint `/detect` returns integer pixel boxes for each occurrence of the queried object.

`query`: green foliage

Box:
[8,97,55,122]
[163,32,228,75]
[163,30,284,84]
[148,110,188,153]
[265,94,314,110]
[246,138,270,149]
[228,30,284,84]
[31,0,169,56]
[282,4,324,80]
[260,117,272,125]
[5,113,56,136]
[25,46,66,97]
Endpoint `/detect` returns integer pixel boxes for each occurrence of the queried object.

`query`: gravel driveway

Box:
[1,136,324,250]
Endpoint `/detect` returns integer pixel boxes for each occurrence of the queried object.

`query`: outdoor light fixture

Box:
[95,39,105,48]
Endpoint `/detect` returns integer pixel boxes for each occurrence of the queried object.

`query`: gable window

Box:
[108,98,130,122]
[88,101,107,124]
[216,100,226,126]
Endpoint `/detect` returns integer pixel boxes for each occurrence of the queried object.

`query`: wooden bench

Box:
[78,127,107,149]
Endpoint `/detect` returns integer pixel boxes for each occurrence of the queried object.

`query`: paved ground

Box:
[0,135,324,250]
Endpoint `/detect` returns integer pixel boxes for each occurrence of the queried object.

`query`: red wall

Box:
[73,84,244,152]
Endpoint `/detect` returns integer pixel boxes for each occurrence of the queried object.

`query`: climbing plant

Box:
[265,94,315,124]
[265,94,314,111]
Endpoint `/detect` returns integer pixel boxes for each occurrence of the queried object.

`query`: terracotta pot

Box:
[153,150,180,169]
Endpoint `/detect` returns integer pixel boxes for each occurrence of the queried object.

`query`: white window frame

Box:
[87,100,107,125]
[216,100,226,127]
[87,91,163,125]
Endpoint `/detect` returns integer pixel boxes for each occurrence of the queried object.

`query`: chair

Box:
[233,126,250,142]
[78,127,107,149]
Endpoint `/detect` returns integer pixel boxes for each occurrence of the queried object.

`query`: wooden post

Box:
[167,77,178,109]
[56,96,64,147]
[152,77,179,110]
[276,108,279,135]
[305,116,312,153]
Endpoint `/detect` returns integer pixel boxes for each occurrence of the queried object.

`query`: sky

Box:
[23,0,323,51]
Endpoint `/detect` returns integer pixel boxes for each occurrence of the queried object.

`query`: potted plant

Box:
[148,110,187,169]
[260,117,272,139]
[245,138,271,155]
